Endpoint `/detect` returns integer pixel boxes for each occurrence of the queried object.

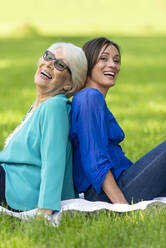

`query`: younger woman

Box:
[70,37,166,204]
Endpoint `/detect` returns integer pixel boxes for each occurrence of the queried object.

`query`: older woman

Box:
[70,37,166,205]
[0,42,87,215]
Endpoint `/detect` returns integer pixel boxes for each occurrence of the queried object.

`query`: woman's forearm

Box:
[102,170,128,204]
[38,209,53,215]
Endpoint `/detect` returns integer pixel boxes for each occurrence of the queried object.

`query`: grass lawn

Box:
[0,34,166,247]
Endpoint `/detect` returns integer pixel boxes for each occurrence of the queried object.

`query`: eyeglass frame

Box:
[43,50,72,75]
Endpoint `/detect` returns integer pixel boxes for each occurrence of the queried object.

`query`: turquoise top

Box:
[0,94,75,211]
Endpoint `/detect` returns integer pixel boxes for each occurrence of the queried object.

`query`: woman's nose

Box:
[45,60,54,68]
[107,59,116,67]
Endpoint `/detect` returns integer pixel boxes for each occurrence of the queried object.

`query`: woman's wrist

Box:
[102,170,129,204]
[110,192,128,204]
[37,209,53,216]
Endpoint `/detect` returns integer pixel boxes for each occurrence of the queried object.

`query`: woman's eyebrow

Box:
[101,52,120,57]
[101,52,109,55]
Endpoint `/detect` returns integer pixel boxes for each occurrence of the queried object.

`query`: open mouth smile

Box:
[40,70,52,79]
[103,71,115,79]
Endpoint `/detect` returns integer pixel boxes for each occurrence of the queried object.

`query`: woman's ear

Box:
[63,79,73,91]
[63,84,72,91]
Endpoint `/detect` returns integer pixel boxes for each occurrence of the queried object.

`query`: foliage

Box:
[0,0,166,35]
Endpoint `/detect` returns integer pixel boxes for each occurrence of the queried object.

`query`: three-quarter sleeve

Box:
[73,90,114,193]
[38,99,69,210]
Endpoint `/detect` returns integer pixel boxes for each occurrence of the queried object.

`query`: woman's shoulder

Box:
[41,94,71,109]
[73,88,105,105]
[72,88,107,116]
[37,95,71,119]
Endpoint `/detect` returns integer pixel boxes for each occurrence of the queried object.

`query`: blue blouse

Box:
[70,88,133,194]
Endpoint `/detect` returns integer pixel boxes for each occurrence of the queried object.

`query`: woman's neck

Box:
[35,86,64,108]
[31,94,52,112]
[85,81,108,98]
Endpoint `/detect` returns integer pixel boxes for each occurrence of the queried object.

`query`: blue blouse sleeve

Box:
[38,98,69,210]
[73,90,114,193]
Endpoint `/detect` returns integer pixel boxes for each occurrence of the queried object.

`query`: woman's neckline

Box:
[82,87,105,97]
[31,94,67,113]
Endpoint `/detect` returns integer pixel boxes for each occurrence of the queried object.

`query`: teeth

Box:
[41,71,52,79]
[104,72,115,76]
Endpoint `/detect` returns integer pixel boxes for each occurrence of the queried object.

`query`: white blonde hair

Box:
[48,42,87,97]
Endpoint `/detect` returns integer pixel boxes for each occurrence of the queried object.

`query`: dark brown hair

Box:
[82,37,121,76]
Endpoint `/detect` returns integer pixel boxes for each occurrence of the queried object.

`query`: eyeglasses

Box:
[43,50,71,74]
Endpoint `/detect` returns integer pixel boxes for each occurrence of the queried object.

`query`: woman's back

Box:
[70,88,132,194]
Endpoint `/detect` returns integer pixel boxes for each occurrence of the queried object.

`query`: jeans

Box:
[0,165,7,207]
[84,141,166,204]
[0,164,20,212]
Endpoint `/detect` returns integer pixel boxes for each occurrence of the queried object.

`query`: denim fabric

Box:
[0,165,7,206]
[85,141,166,204]
[0,164,20,212]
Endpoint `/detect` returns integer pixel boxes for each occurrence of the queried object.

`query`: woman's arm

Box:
[102,170,128,204]
[74,90,128,202]
[38,98,70,213]
[37,209,53,215]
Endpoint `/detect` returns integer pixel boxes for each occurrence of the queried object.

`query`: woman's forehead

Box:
[100,44,120,56]
[47,46,69,64]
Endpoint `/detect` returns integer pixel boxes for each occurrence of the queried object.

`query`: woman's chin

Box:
[34,78,48,87]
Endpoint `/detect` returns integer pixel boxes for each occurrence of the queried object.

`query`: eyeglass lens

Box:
[43,51,69,72]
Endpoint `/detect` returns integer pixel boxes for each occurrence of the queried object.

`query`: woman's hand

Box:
[37,209,53,216]
[102,170,129,204]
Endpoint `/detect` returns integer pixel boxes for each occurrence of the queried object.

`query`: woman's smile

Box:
[86,44,121,97]
[40,69,52,80]
[103,71,116,79]
[34,47,71,96]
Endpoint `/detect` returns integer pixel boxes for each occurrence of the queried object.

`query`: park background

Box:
[0,0,166,36]
[0,0,166,247]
